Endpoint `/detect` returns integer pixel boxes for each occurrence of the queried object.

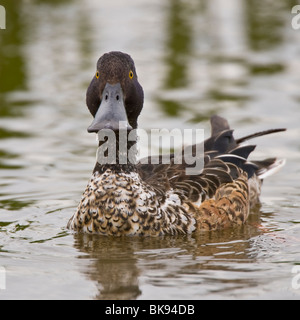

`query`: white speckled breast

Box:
[67,169,196,236]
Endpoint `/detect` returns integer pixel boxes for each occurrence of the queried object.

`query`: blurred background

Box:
[0,0,299,300]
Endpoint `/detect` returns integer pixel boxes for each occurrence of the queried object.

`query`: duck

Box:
[67,51,286,236]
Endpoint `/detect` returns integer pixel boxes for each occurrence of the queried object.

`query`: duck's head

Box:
[86,51,144,133]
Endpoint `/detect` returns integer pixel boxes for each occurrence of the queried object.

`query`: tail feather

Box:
[207,115,286,180]
[236,128,286,144]
[254,158,286,179]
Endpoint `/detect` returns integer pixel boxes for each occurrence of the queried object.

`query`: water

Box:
[0,0,300,300]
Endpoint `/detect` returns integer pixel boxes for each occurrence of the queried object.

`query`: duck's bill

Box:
[87,82,132,133]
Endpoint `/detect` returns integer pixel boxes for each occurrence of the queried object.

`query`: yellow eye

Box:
[95,71,99,79]
[129,70,134,79]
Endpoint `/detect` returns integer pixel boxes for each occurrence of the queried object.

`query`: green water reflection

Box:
[164,0,193,89]
[245,0,294,51]
[0,1,26,95]
[0,0,293,117]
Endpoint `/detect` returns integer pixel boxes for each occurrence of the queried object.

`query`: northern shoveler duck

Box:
[67,51,286,236]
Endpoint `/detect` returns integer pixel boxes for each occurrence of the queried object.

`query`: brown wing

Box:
[137,115,285,231]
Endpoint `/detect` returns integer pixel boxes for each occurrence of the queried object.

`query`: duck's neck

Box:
[93,129,138,174]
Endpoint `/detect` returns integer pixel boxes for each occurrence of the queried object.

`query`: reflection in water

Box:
[74,235,142,300]
[158,0,195,117]
[73,214,263,300]
[0,1,29,211]
[0,1,26,95]
[164,0,193,89]
[0,0,27,121]
[245,0,290,51]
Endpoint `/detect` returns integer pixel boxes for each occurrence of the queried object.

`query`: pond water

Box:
[0,0,300,300]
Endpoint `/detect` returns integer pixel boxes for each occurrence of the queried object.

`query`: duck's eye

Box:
[95,71,99,79]
[129,70,134,79]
